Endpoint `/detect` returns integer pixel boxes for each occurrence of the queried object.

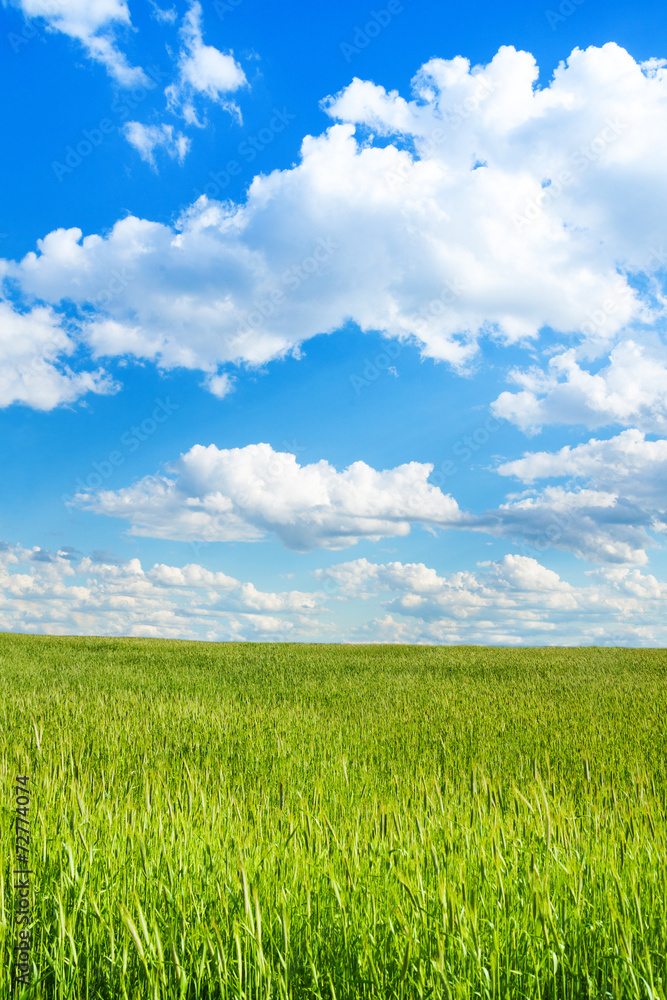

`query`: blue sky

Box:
[1,0,667,644]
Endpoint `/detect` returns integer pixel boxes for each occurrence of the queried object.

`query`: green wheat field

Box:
[1,634,666,999]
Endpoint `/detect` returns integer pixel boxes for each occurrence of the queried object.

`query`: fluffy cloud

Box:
[318,554,667,645]
[484,487,655,565]
[72,443,466,550]
[165,2,247,125]
[493,341,667,434]
[3,43,667,397]
[3,542,665,645]
[124,122,191,168]
[201,371,235,398]
[497,428,667,492]
[69,437,663,564]
[0,543,325,640]
[14,0,148,85]
[491,429,667,560]
[0,299,116,409]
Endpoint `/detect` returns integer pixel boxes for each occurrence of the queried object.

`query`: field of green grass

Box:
[1,634,666,999]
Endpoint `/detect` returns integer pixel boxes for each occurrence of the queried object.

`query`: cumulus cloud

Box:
[493,341,667,434]
[13,0,148,85]
[3,541,665,644]
[0,543,325,640]
[124,121,191,168]
[165,1,247,125]
[0,298,117,409]
[71,443,467,550]
[318,553,667,645]
[67,436,662,565]
[497,428,667,490]
[3,43,667,396]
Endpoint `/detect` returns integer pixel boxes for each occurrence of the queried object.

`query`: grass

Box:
[0,633,666,999]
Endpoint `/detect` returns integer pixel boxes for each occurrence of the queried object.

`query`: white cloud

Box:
[124,122,191,168]
[148,0,176,24]
[72,442,466,550]
[3,542,665,644]
[201,371,235,398]
[497,428,667,492]
[0,298,117,409]
[491,429,667,561]
[0,544,325,640]
[165,1,247,124]
[318,553,667,645]
[493,341,667,434]
[4,43,667,393]
[14,0,148,85]
[66,434,663,565]
[484,487,654,565]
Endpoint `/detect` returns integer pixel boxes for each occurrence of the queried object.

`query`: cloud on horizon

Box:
[1,542,665,645]
[0,542,326,641]
[317,553,667,645]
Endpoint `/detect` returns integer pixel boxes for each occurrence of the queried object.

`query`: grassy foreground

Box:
[0,635,666,1000]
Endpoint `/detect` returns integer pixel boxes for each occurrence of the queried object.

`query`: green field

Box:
[1,634,666,999]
